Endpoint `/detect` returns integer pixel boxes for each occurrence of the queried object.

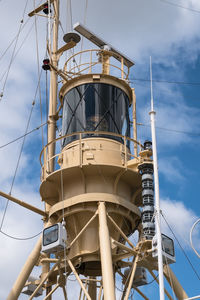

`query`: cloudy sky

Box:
[1,0,200,299]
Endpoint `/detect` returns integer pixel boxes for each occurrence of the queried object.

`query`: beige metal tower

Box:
[4,1,190,299]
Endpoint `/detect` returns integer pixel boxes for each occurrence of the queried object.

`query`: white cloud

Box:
[159,156,185,183]
[1,0,200,298]
[160,197,199,249]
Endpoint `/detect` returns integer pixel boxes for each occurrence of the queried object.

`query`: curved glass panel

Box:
[62,83,130,146]
[43,224,59,246]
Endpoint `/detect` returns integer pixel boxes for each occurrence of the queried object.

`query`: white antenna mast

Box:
[149,56,165,300]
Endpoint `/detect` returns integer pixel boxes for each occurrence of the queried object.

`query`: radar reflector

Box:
[73,22,134,68]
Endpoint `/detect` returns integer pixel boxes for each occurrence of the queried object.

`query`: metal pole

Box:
[0,190,46,217]
[124,255,139,300]
[47,0,59,174]
[7,236,42,300]
[148,269,173,300]
[43,3,60,297]
[98,202,116,300]
[29,258,61,300]
[149,56,165,300]
[43,284,59,300]
[67,258,92,300]
[132,88,138,157]
[41,255,52,300]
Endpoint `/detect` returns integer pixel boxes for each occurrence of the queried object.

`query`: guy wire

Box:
[162,212,200,281]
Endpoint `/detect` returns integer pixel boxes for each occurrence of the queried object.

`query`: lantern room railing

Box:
[40,131,143,180]
[63,49,130,80]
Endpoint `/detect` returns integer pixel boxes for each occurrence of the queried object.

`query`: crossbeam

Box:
[0,190,47,217]
[28,0,55,17]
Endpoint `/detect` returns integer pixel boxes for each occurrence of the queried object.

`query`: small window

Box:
[43,224,59,246]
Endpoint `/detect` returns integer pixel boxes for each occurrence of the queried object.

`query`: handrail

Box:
[40,131,143,167]
[63,49,130,80]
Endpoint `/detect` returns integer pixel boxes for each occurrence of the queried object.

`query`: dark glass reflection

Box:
[62,83,130,146]
[43,224,58,246]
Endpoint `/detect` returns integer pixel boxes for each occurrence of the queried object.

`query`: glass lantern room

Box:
[62,82,130,146]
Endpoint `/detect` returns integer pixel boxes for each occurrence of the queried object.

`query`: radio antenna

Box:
[149,56,165,300]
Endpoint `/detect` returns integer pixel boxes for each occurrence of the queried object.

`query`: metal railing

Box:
[40,131,143,180]
[63,49,130,81]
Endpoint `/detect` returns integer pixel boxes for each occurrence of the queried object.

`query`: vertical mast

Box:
[149,56,165,300]
[47,0,59,175]
[44,2,60,298]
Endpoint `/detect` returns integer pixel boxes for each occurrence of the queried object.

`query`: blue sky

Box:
[0,0,200,299]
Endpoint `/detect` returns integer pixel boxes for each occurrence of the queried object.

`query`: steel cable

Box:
[0,229,42,240]
[162,212,200,281]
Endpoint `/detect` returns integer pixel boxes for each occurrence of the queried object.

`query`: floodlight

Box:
[152,233,176,264]
[73,22,134,68]
[123,267,147,287]
[22,276,43,297]
[42,223,67,253]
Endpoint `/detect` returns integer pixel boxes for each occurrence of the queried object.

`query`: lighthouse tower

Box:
[39,22,144,299]
[7,1,188,299]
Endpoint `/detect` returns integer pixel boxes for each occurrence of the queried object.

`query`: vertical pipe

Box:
[41,255,52,300]
[121,57,124,79]
[47,0,59,174]
[79,133,82,167]
[43,3,60,296]
[98,202,116,300]
[7,237,42,300]
[124,136,127,167]
[132,88,137,157]
[149,56,165,300]
[43,146,47,179]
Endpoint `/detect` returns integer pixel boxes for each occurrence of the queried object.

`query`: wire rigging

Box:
[161,212,200,281]
[34,1,44,149]
[0,10,48,237]
[0,100,36,231]
[1,0,29,99]
[0,120,199,153]
[0,229,42,241]
[135,122,200,137]
[66,0,73,32]
[160,0,200,13]
[129,78,200,86]
[0,22,35,85]
[79,0,88,66]
[0,122,47,150]
[0,18,30,64]
[162,250,176,299]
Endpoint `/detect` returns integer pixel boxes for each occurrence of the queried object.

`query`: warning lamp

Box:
[152,233,176,264]
[42,223,67,253]
[42,58,50,71]
[43,3,51,15]
[144,140,152,151]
